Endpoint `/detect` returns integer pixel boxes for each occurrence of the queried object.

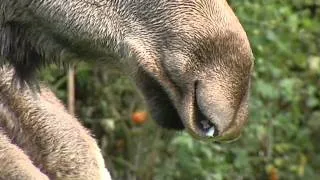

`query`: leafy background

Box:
[40,0,320,179]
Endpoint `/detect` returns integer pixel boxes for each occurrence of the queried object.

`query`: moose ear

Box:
[134,67,184,130]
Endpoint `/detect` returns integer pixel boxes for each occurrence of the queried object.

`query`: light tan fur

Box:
[0,129,49,180]
[0,67,111,180]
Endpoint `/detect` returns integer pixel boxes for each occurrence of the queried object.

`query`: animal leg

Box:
[0,67,111,180]
[0,128,49,180]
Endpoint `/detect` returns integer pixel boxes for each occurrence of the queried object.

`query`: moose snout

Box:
[183,79,249,142]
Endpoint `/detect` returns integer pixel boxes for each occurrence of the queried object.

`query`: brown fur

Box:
[0,67,111,180]
[0,0,254,178]
[0,0,254,140]
[0,129,49,180]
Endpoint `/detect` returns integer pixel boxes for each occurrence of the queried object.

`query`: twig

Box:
[67,65,76,115]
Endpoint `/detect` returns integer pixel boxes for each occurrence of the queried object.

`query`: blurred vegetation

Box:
[40,0,320,179]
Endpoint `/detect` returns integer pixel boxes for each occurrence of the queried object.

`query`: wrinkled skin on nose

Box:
[190,71,251,141]
[134,47,253,142]
[128,0,254,142]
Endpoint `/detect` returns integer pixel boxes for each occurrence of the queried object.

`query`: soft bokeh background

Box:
[40,0,320,179]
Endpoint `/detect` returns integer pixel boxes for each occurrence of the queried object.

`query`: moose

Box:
[0,0,254,179]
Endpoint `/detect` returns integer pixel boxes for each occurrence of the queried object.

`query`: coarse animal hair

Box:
[0,0,254,179]
[0,66,111,179]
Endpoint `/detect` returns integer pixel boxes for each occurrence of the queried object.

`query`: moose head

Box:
[1,0,253,142]
[123,1,254,141]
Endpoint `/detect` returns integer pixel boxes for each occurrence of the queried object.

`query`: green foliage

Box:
[41,0,320,179]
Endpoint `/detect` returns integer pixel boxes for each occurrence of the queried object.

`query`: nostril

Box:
[194,80,219,138]
[196,107,219,137]
[200,120,215,137]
